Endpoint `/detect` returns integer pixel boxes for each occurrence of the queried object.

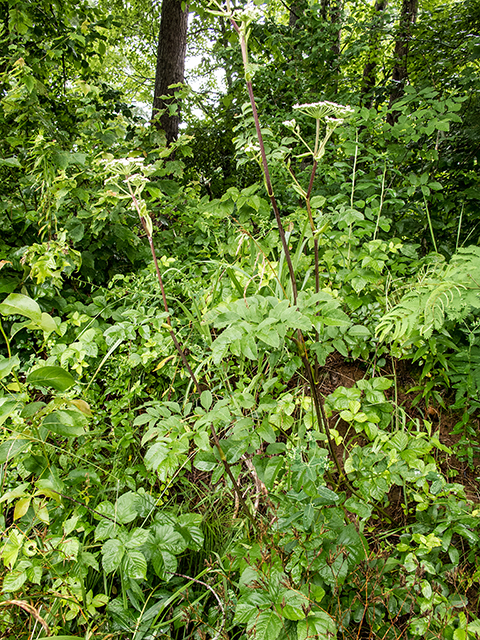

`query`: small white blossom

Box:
[282,119,297,129]
[245,141,260,154]
[102,156,145,171]
[239,1,263,22]
[326,116,344,129]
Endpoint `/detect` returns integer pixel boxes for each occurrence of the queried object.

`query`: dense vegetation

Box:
[1,0,480,638]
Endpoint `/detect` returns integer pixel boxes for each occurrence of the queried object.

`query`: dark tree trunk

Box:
[152,0,188,144]
[330,0,342,59]
[361,0,388,108]
[387,0,418,124]
[289,0,304,28]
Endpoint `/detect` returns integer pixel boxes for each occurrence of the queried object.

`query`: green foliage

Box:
[1,0,480,638]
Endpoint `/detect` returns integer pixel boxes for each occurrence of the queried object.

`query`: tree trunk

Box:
[387,0,418,125]
[152,0,188,144]
[361,0,388,109]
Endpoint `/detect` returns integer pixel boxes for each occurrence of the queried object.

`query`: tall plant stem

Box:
[128,185,199,389]
[306,160,320,294]
[128,182,257,529]
[347,131,359,266]
[231,17,298,303]
[423,194,438,253]
[229,17,397,527]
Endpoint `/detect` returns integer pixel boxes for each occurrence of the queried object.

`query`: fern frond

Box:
[377,245,480,344]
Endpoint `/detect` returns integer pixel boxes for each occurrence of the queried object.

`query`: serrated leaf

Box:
[297,611,336,640]
[115,492,138,524]
[2,568,28,592]
[252,610,282,640]
[154,524,187,554]
[122,550,147,580]
[152,548,177,580]
[125,528,152,549]
[102,539,124,574]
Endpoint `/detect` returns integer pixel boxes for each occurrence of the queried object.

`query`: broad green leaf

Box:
[344,497,372,519]
[0,355,20,380]
[1,530,24,568]
[152,548,177,580]
[176,516,204,551]
[144,442,169,471]
[277,589,308,621]
[125,528,152,549]
[0,482,30,504]
[251,610,282,640]
[42,411,85,437]
[297,611,336,640]
[233,602,258,625]
[0,294,42,323]
[122,550,147,580]
[38,312,57,335]
[0,399,20,426]
[2,567,28,592]
[390,432,409,452]
[154,524,187,554]
[27,366,75,392]
[194,450,217,471]
[102,539,124,574]
[116,491,138,524]
[200,389,212,410]
[13,497,31,520]
[0,439,30,464]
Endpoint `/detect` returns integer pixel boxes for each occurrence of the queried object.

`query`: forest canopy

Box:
[0,0,480,638]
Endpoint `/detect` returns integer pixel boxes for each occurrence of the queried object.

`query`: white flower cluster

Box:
[282,119,297,129]
[244,141,260,154]
[293,101,354,121]
[239,1,263,22]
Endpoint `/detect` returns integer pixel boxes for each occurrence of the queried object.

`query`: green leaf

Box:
[344,497,372,519]
[27,366,75,392]
[122,550,147,581]
[0,399,20,426]
[125,528,152,549]
[252,610,282,640]
[116,492,138,524]
[176,514,204,551]
[200,390,212,410]
[102,539,124,574]
[194,450,217,471]
[1,529,24,568]
[37,636,84,639]
[0,439,29,463]
[297,611,336,640]
[0,355,20,380]
[2,568,28,592]
[311,195,326,208]
[42,410,85,437]
[154,524,187,554]
[0,156,22,168]
[0,294,42,323]
[152,548,177,580]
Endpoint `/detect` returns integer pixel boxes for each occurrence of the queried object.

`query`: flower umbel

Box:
[293,101,354,120]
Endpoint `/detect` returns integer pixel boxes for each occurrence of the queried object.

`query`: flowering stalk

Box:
[124,171,257,529]
[229,15,298,303]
